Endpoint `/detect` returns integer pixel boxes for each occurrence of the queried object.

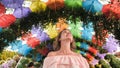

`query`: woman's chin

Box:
[66,38,72,42]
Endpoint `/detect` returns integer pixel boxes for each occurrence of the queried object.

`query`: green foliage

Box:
[95,64,101,68]
[105,54,120,68]
[99,59,111,68]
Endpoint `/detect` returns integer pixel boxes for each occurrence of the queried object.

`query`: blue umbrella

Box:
[80,42,89,50]
[36,54,42,62]
[0,27,2,32]
[81,22,94,41]
[82,0,103,13]
[18,43,32,56]
[8,40,23,50]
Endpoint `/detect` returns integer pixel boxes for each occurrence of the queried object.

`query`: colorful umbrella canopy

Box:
[1,0,24,8]
[82,0,103,13]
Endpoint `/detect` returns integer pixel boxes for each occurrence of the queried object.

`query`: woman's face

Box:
[60,30,73,42]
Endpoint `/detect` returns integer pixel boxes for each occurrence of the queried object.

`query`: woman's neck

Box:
[58,40,73,54]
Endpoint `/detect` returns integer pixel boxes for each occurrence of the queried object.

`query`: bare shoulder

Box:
[47,51,56,57]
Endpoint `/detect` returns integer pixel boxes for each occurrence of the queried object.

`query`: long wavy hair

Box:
[53,29,76,52]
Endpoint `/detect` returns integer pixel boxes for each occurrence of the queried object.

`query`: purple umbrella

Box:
[97,53,107,59]
[1,0,24,8]
[90,58,99,65]
[31,25,50,42]
[103,34,119,53]
[13,7,31,18]
[2,63,9,68]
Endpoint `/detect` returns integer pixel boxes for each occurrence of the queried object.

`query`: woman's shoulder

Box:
[47,51,57,57]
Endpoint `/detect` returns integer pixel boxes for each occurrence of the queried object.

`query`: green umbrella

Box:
[68,18,82,38]
[64,0,82,9]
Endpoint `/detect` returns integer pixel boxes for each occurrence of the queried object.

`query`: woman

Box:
[43,29,89,68]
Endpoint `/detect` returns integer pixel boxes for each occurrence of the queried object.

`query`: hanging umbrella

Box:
[56,18,68,32]
[102,4,111,17]
[44,23,58,39]
[103,34,119,53]
[81,22,94,41]
[64,0,82,9]
[102,4,120,19]
[30,0,47,13]
[68,18,82,38]
[0,3,5,14]
[46,0,64,10]
[1,0,24,8]
[13,7,31,18]
[26,37,40,48]
[82,0,103,13]
[92,35,104,46]
[31,25,50,42]
[18,43,32,56]
[0,14,16,28]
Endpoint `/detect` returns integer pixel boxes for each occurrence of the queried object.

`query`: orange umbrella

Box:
[56,18,68,32]
[46,0,64,10]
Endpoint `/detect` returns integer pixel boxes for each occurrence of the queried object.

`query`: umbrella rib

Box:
[88,1,95,13]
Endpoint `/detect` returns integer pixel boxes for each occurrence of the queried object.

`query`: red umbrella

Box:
[0,14,16,28]
[111,0,120,4]
[21,33,32,41]
[46,0,64,10]
[102,4,111,17]
[86,53,94,61]
[27,37,40,48]
[109,4,120,19]
[0,3,5,14]
[92,35,103,46]
[37,47,49,56]
[102,3,120,19]
[89,47,98,55]
[21,33,40,48]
